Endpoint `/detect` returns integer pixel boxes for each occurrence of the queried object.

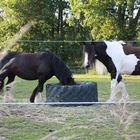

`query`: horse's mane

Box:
[46,51,74,84]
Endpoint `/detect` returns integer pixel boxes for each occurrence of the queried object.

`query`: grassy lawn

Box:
[0,104,139,140]
[0,74,139,102]
[0,74,140,140]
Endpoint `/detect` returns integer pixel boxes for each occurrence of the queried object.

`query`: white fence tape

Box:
[0,101,140,105]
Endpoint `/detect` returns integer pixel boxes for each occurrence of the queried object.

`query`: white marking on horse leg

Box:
[107,79,118,102]
[34,92,43,103]
[118,80,129,102]
[3,83,14,103]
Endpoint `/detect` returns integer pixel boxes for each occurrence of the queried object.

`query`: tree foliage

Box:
[0,0,84,68]
[0,0,139,70]
[69,0,140,40]
[1,0,87,48]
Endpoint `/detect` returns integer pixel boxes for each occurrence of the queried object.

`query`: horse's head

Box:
[82,42,96,68]
[49,51,76,85]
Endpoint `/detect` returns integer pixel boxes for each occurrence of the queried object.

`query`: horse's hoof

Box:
[30,98,34,103]
[119,98,129,103]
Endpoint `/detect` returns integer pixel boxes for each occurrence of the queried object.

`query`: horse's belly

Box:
[15,71,38,80]
[131,61,140,75]
[17,74,38,80]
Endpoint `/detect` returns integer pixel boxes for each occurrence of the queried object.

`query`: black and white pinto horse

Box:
[0,51,75,103]
[82,41,140,102]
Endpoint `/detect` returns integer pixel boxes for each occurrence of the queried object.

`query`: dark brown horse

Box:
[0,50,75,103]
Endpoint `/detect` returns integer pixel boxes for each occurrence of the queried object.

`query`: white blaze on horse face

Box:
[105,41,139,74]
[83,52,88,67]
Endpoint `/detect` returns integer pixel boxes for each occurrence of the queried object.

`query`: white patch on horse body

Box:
[105,41,139,74]
[34,92,43,103]
[82,52,88,67]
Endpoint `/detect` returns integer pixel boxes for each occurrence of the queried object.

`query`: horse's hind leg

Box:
[3,74,15,102]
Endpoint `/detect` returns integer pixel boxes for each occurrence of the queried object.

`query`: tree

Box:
[68,0,140,40]
[0,0,85,68]
[0,0,69,50]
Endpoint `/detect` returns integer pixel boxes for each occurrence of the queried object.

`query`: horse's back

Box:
[14,52,51,69]
[14,52,50,64]
[104,42,140,74]
[123,47,140,59]
[3,52,52,80]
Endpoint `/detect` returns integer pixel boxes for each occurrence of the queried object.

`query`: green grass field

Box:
[0,74,140,140]
[1,74,139,102]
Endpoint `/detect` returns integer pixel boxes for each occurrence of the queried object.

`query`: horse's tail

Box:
[0,51,18,69]
[95,60,107,75]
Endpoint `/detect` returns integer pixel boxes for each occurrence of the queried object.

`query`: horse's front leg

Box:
[30,77,46,103]
[108,79,118,102]
[30,84,44,103]
[34,82,44,103]
[30,87,38,103]
[107,72,119,102]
